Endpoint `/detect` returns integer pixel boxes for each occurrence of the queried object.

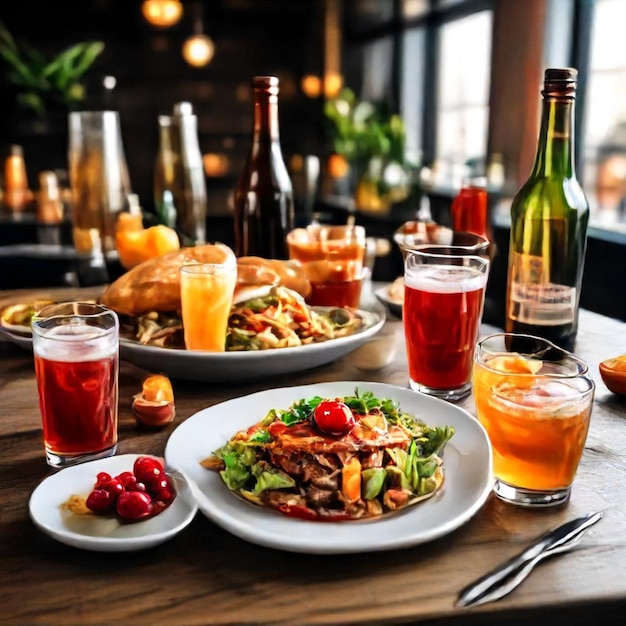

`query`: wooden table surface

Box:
[1,283,625,626]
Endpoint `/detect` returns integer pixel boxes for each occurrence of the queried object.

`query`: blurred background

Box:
[0,0,625,320]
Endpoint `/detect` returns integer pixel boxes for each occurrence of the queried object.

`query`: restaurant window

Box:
[400,27,426,165]
[581,0,626,233]
[434,10,492,186]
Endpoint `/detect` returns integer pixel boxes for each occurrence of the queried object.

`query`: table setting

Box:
[1,235,625,624]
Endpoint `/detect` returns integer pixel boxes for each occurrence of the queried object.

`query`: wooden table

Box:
[1,283,625,626]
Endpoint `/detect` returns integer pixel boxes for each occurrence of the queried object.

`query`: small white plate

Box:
[165,381,493,554]
[374,284,403,319]
[29,454,198,552]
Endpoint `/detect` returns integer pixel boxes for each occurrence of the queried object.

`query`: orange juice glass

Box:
[286,223,366,308]
[473,332,594,507]
[180,260,237,351]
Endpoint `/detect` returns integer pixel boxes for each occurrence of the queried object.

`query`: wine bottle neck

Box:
[531,96,576,179]
[252,93,280,143]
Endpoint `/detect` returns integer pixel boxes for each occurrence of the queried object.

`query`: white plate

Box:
[164,381,493,554]
[0,325,33,349]
[119,309,385,382]
[374,284,403,319]
[28,454,198,552]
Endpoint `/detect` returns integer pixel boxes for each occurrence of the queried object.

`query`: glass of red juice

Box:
[287,223,366,308]
[31,302,119,469]
[404,246,490,401]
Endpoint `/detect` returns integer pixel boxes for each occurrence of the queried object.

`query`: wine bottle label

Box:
[509,253,576,326]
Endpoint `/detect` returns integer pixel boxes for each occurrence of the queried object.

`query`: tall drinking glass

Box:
[404,247,489,401]
[32,302,119,469]
[180,259,237,351]
[473,332,594,507]
[68,110,131,280]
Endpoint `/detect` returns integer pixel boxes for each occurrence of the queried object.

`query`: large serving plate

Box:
[164,381,493,554]
[119,309,384,382]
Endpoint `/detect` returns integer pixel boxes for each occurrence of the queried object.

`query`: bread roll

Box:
[100,244,236,316]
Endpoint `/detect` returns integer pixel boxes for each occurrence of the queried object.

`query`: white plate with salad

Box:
[164,381,493,554]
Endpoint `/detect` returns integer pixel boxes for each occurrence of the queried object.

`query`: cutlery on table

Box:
[456,511,603,608]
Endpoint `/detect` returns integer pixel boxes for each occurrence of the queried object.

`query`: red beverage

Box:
[307,277,363,308]
[35,353,118,457]
[404,265,487,394]
[450,185,489,239]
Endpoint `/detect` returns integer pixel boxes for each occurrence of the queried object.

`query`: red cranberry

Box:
[86,488,116,513]
[133,456,164,484]
[94,472,112,489]
[115,471,136,488]
[101,479,124,500]
[116,491,154,521]
[149,476,175,504]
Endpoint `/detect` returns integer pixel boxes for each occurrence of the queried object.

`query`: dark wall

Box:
[0,0,327,219]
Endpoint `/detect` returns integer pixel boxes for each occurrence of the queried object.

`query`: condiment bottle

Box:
[3,145,31,213]
[233,75,295,259]
[505,68,589,352]
[171,102,207,245]
[450,177,489,239]
[36,170,64,224]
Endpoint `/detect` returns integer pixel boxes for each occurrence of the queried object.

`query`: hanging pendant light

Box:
[182,3,214,67]
[142,0,184,28]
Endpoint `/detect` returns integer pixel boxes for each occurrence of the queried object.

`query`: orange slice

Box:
[599,354,626,396]
[116,225,180,270]
[142,374,174,403]
[486,354,542,375]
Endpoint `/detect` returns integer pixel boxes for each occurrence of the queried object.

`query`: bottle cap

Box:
[173,102,194,116]
[252,76,279,95]
[543,68,577,98]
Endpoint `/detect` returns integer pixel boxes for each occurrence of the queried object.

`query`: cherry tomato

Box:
[313,401,355,436]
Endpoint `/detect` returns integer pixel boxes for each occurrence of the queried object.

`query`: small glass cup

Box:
[473,332,595,507]
[286,223,366,308]
[394,223,490,261]
[31,302,120,469]
[180,260,237,351]
[404,246,490,401]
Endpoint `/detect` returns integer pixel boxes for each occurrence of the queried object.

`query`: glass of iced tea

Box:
[473,332,595,507]
[404,246,489,401]
[286,223,366,308]
[180,259,237,351]
[31,302,120,469]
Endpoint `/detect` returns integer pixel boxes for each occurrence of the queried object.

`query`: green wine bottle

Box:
[505,68,589,352]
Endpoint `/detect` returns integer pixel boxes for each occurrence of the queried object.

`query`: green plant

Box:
[0,21,104,116]
[323,87,407,180]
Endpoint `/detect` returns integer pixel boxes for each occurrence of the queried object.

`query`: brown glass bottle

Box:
[234,76,295,259]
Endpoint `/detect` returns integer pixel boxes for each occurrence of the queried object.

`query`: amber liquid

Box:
[472,359,592,490]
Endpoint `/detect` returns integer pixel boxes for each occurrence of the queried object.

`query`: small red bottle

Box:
[450,178,489,239]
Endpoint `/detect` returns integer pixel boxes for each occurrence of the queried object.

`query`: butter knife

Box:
[456,511,603,608]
